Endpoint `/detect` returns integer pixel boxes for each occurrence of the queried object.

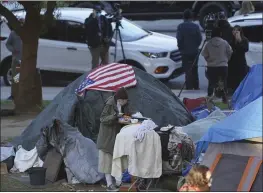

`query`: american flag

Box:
[75,63,137,96]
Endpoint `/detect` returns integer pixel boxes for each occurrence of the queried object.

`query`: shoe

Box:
[100,180,107,188]
[106,184,119,192]
[115,182,122,189]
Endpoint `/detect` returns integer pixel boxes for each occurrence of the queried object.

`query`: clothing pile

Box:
[155,126,195,174]
[133,120,158,142]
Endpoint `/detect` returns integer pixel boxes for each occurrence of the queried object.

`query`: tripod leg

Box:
[114,29,118,62]
[117,29,126,63]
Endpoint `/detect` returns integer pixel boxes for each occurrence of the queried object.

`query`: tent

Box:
[231,64,262,110]
[12,67,194,151]
[197,97,262,191]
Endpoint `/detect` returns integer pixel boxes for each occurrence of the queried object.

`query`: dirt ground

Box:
[0,173,108,192]
[0,174,69,192]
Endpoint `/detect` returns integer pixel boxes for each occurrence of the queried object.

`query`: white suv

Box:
[228,13,263,66]
[0,8,183,86]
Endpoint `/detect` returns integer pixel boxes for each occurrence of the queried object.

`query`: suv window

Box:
[65,21,86,43]
[242,25,263,43]
[40,20,67,41]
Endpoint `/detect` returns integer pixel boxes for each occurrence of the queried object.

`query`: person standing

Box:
[96,87,133,191]
[5,24,23,100]
[84,5,113,69]
[217,13,233,45]
[176,9,202,90]
[234,1,255,16]
[201,27,233,103]
[228,25,249,93]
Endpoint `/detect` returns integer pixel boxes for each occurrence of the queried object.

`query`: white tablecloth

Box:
[111,124,162,179]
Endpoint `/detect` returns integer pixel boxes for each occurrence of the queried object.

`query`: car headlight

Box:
[141,52,168,58]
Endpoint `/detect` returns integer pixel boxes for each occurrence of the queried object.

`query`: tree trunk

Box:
[14,10,43,113]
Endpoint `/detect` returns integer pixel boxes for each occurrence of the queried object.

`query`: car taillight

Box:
[0,36,7,41]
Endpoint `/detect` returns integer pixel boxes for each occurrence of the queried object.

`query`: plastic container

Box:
[28,167,47,186]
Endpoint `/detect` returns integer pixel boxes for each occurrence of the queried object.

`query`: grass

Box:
[214,101,229,110]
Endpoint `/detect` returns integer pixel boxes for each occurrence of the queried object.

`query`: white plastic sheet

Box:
[13,145,43,172]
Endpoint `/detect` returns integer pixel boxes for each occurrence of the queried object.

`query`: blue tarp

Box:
[196,96,262,156]
[231,64,262,110]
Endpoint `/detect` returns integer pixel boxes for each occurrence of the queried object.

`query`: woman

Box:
[228,25,249,93]
[234,1,255,16]
[96,87,132,191]
[179,165,212,192]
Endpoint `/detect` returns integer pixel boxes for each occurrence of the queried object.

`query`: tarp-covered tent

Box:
[12,67,194,150]
[231,64,262,110]
[197,97,262,192]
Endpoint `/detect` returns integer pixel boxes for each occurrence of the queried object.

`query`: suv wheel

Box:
[2,60,12,86]
[199,2,228,30]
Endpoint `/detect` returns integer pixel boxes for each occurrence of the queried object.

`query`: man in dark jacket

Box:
[84,5,113,69]
[217,15,233,44]
[176,9,202,90]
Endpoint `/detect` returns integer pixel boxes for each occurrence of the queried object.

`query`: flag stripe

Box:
[85,70,134,89]
[92,66,133,81]
[88,63,118,77]
[89,74,135,89]
[89,63,126,79]
[75,63,137,95]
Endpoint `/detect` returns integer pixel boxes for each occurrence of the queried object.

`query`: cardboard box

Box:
[0,163,8,175]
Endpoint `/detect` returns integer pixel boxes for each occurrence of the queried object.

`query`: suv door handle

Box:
[67,47,77,51]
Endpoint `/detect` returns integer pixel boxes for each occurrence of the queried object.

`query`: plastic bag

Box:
[13,145,43,172]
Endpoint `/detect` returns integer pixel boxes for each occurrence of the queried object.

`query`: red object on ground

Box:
[183,97,207,111]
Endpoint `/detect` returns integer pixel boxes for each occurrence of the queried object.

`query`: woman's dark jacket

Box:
[228,37,249,90]
[96,96,133,155]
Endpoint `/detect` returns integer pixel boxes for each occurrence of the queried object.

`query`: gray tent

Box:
[201,138,263,192]
[12,67,194,150]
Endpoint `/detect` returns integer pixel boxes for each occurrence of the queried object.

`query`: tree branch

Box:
[0,3,22,35]
[43,1,57,26]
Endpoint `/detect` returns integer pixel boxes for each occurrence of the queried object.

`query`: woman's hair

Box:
[233,25,245,38]
[239,1,255,15]
[115,87,128,100]
[185,165,211,191]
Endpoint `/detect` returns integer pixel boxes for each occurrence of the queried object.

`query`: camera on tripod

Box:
[204,12,225,40]
[106,3,123,24]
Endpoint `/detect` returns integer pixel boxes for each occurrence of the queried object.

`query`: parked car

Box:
[0,8,183,86]
[70,1,242,29]
[228,12,263,66]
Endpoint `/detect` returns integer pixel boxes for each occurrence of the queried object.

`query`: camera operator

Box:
[217,12,233,44]
[84,5,113,69]
[201,27,233,103]
[177,9,202,90]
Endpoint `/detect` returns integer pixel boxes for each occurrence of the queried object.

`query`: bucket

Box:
[28,167,47,186]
